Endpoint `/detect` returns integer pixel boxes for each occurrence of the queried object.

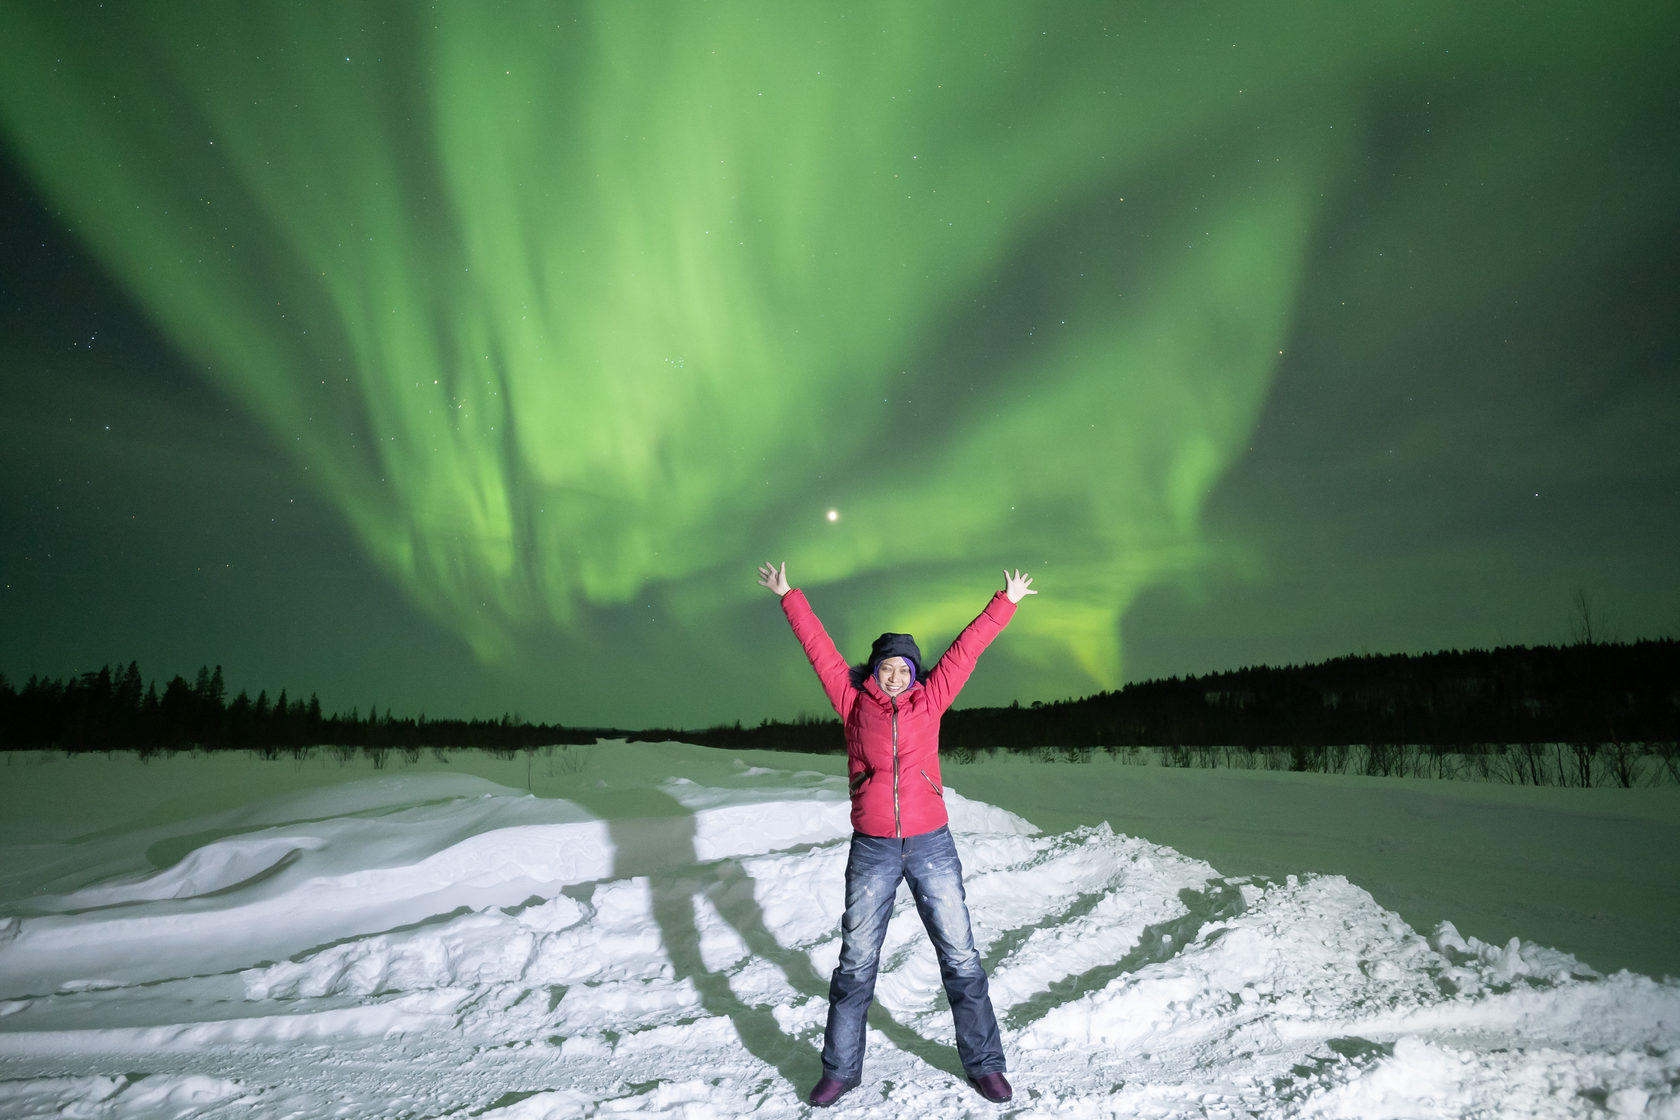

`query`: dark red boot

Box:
[807,1077,857,1107]
[972,1072,1013,1102]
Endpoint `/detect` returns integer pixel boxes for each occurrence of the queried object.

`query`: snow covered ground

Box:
[0,743,1676,1119]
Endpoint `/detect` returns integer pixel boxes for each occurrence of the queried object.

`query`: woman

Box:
[756,561,1035,1107]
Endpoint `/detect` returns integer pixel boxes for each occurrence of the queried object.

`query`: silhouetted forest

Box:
[0,663,599,756]
[4,640,1677,785]
[641,639,1680,785]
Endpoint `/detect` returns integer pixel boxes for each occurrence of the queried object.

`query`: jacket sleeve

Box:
[779,589,856,718]
[921,591,1017,713]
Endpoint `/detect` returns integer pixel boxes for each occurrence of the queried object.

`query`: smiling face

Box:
[875,656,913,696]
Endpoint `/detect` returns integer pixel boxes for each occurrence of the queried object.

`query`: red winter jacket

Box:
[780,588,1017,838]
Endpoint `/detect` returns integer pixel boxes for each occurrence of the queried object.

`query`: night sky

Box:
[2,3,1676,729]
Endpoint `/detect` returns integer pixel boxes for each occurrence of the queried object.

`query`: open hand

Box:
[757,561,790,597]
[1003,569,1036,604]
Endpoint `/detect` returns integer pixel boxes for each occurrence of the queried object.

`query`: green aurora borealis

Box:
[2,3,1677,727]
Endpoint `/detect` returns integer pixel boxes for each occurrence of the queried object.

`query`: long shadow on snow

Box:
[568,785,969,1090]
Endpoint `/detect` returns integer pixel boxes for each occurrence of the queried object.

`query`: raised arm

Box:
[759,561,855,717]
[921,570,1034,712]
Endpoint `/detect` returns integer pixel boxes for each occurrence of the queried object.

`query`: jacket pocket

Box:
[920,768,942,797]
[849,769,873,795]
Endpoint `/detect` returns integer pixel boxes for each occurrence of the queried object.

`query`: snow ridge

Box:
[0,757,1674,1118]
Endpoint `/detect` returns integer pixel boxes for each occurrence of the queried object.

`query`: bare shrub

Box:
[1653,741,1680,786]
[1512,741,1547,785]
[1365,742,1402,777]
[549,743,591,775]
[1598,738,1633,788]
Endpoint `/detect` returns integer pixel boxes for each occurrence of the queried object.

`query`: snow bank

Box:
[0,746,1675,1118]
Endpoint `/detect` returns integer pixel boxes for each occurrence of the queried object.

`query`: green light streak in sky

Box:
[3,2,1440,693]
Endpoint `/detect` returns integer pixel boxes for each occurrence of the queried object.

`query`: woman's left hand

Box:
[1003,569,1036,604]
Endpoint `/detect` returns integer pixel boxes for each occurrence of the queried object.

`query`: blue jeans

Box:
[820,825,1006,1082]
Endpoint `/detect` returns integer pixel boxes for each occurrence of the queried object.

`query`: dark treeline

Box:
[7,640,1677,772]
[636,711,846,755]
[647,639,1680,759]
[0,662,600,754]
[944,639,1680,753]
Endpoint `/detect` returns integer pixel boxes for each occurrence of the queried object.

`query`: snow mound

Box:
[0,755,1675,1119]
[0,1073,249,1119]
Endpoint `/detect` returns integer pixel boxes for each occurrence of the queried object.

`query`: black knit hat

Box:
[867,632,924,682]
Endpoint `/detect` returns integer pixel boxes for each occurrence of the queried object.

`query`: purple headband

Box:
[876,657,916,683]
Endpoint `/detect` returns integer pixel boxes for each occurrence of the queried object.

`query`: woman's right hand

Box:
[757,560,790,597]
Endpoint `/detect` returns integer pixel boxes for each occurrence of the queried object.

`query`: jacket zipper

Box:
[891,697,901,838]
[920,768,941,797]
